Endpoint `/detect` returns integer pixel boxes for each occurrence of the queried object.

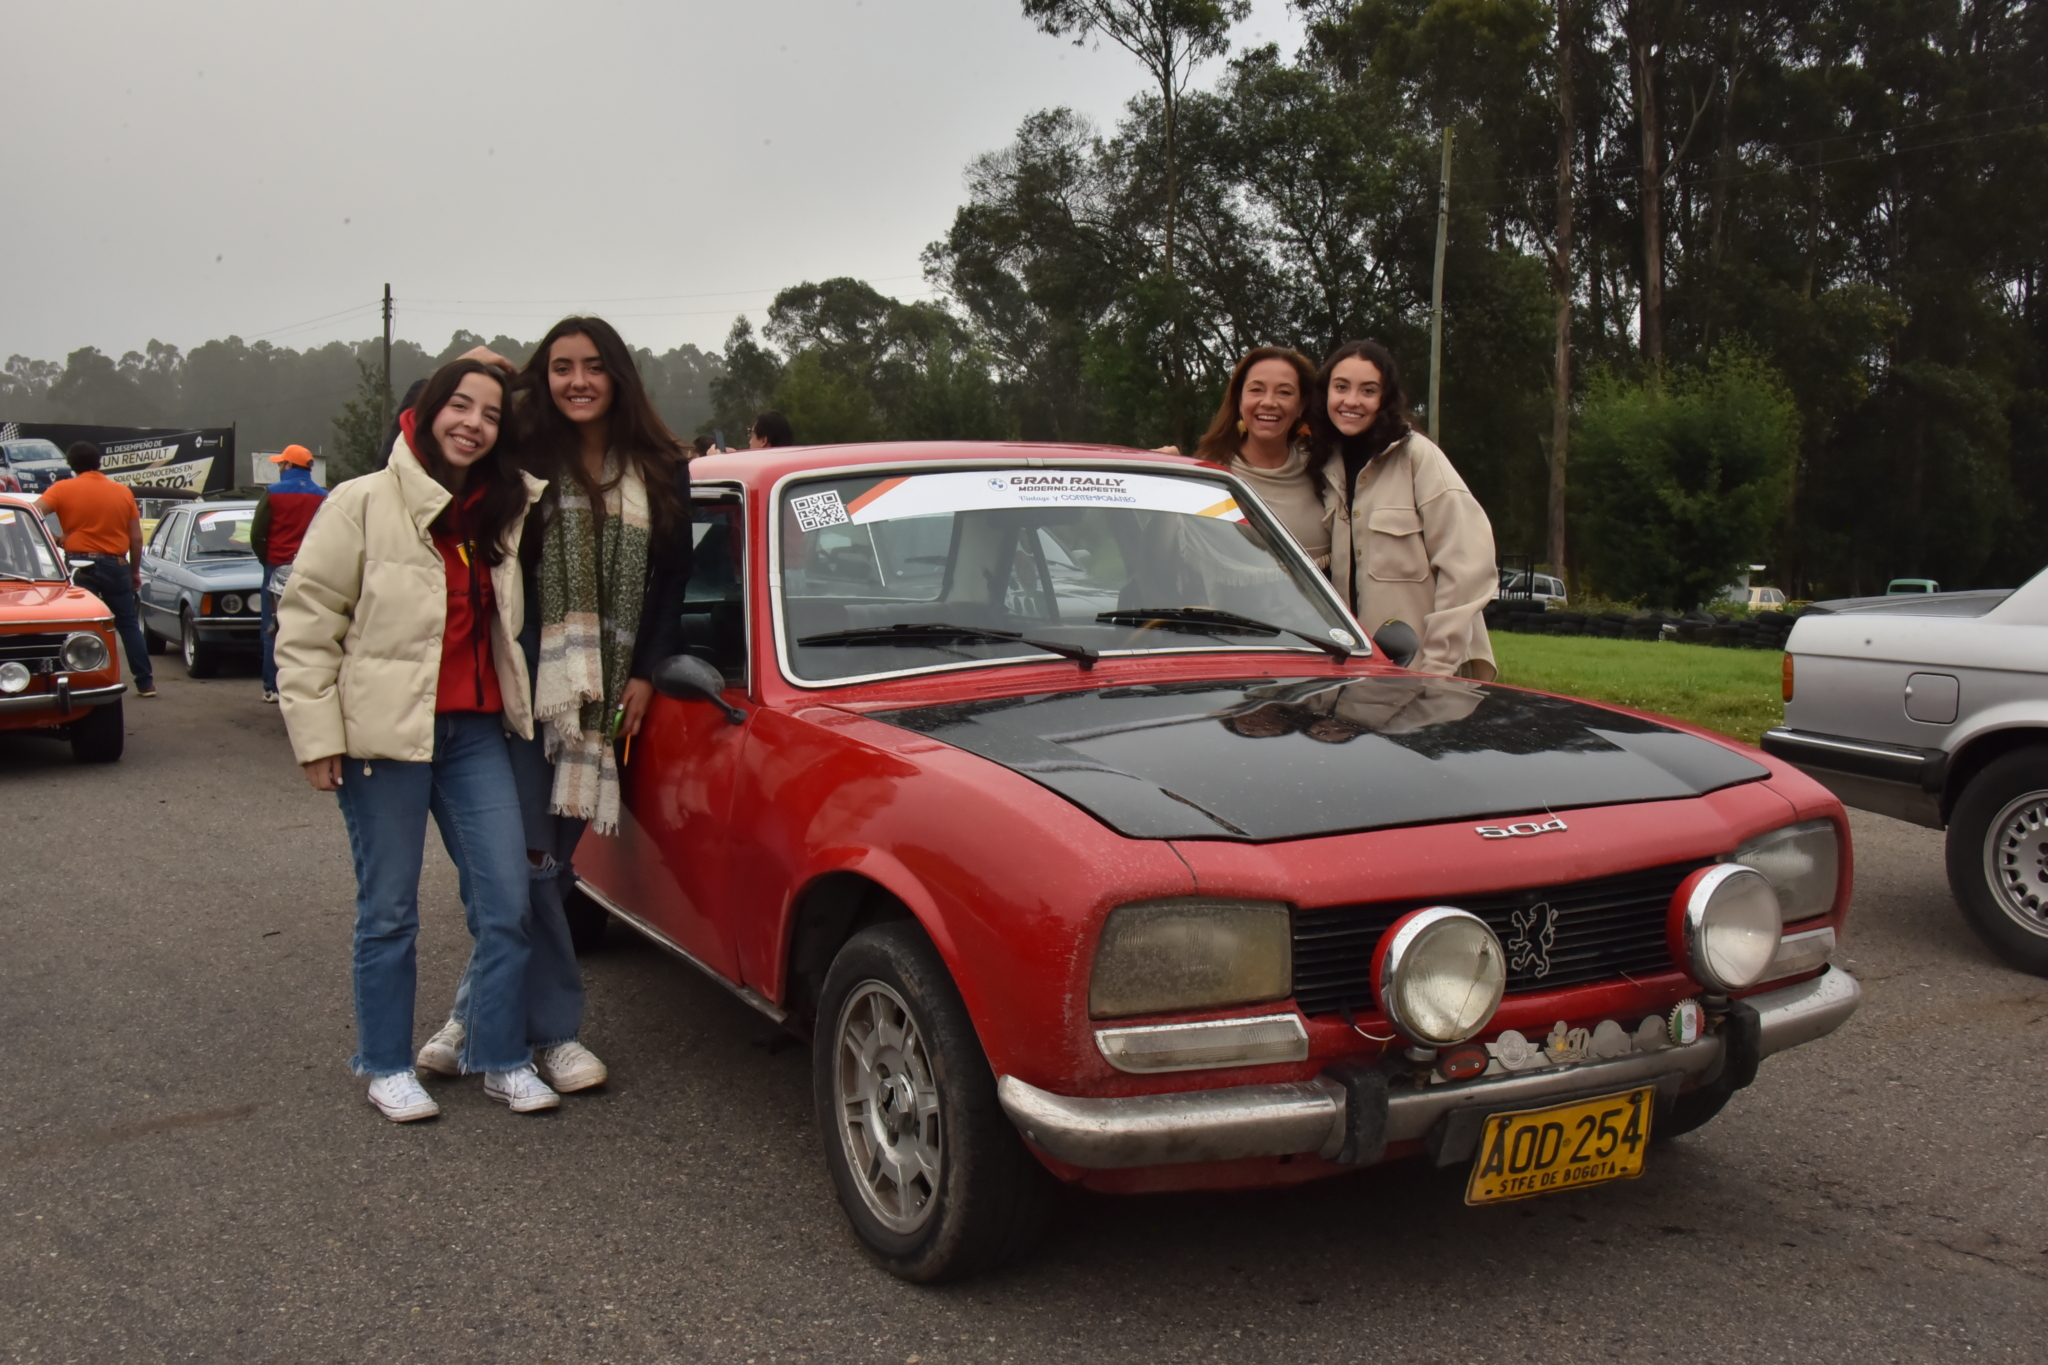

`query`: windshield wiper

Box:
[798,622,1098,670]
[0,571,40,583]
[1096,606,1353,662]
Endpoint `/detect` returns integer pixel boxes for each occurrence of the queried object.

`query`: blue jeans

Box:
[450,616,587,1047]
[75,558,151,690]
[259,563,278,692]
[336,712,534,1077]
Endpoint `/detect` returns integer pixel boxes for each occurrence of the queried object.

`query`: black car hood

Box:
[870,676,1769,842]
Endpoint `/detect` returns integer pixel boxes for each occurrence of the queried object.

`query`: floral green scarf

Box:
[533,456,649,835]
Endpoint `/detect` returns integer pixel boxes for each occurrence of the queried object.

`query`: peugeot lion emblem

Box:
[1474,816,1568,840]
[1507,902,1559,978]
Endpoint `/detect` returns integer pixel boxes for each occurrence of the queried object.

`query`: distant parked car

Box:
[138,499,263,677]
[1887,578,1940,595]
[0,492,125,761]
[1499,570,1567,607]
[0,439,75,495]
[1746,586,1787,610]
[1763,570,2048,973]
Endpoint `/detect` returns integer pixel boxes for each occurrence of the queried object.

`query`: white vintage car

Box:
[1763,568,2048,974]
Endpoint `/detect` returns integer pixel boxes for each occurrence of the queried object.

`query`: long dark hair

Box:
[1193,347,1317,464]
[519,316,686,537]
[409,359,526,566]
[1312,340,1413,491]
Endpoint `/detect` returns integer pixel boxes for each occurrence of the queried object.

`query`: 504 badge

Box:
[1465,1086,1654,1206]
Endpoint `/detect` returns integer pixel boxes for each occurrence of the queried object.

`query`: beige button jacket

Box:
[1319,432,1498,680]
[275,438,546,765]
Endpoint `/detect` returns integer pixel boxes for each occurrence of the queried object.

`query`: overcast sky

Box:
[5,0,1304,365]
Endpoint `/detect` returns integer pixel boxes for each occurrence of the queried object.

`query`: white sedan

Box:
[1763,568,2048,974]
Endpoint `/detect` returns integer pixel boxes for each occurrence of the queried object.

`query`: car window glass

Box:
[185,507,255,558]
[0,505,61,580]
[157,512,186,562]
[777,467,1353,683]
[149,514,179,555]
[682,495,747,687]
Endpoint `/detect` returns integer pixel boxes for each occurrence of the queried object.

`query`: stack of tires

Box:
[1749,610,1798,649]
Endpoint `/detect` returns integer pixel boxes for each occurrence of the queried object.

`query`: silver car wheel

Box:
[1984,789,2048,938]
[832,979,942,1235]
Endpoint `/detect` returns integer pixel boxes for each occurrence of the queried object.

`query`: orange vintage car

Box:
[0,492,126,762]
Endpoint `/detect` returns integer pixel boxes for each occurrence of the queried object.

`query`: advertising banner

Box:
[0,421,236,494]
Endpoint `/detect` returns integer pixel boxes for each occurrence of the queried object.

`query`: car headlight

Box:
[0,661,29,694]
[1372,907,1506,1047]
[1729,820,1839,921]
[1088,898,1291,1018]
[62,631,109,673]
[1672,865,1783,992]
[220,593,243,615]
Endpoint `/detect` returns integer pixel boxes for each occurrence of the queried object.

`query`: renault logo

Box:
[1475,817,1568,840]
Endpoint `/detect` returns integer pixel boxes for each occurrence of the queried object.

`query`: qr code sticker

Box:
[792,489,851,532]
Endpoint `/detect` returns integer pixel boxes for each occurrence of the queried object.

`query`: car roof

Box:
[687,441,1223,490]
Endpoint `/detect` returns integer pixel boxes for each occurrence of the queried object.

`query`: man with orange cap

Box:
[250,445,327,703]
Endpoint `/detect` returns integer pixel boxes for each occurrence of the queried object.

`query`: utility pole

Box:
[379,284,393,440]
[1427,127,1453,443]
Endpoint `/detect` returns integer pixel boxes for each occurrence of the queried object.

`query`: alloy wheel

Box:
[832,979,943,1235]
[1984,788,2048,938]
[181,614,198,669]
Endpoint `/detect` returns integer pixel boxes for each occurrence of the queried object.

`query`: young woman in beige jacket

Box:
[276,359,552,1123]
[1312,340,1498,680]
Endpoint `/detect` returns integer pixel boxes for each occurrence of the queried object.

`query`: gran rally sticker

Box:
[791,489,851,533]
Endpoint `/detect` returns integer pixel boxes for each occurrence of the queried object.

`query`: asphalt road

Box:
[3,662,2045,1365]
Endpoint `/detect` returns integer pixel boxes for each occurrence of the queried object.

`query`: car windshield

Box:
[186,506,255,557]
[777,466,1357,683]
[0,504,62,580]
[2,440,64,467]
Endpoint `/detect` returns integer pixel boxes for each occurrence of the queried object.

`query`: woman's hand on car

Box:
[302,755,345,791]
[619,678,655,738]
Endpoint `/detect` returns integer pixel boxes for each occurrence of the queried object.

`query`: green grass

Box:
[1490,634,1783,746]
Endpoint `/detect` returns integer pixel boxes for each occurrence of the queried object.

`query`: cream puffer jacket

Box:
[275,437,546,765]
[1320,431,1498,680]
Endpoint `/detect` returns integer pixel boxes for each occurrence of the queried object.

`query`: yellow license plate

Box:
[1465,1086,1654,1206]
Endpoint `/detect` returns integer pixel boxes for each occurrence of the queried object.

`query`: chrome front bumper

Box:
[997,967,1862,1171]
[0,680,127,715]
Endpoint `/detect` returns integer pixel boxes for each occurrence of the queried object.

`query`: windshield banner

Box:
[0,421,236,494]
[806,470,1245,530]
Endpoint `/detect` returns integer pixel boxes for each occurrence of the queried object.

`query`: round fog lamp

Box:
[0,661,29,694]
[220,594,243,615]
[1673,865,1783,992]
[1372,907,1507,1047]
[62,631,109,673]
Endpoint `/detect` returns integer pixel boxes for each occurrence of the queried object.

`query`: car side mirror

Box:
[653,653,745,725]
[1372,620,1419,669]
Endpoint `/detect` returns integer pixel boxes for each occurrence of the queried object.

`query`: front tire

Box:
[69,698,124,763]
[1946,747,2048,976]
[180,610,220,678]
[813,922,1051,1282]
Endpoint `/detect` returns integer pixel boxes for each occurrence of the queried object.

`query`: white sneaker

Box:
[261,689,279,704]
[536,1040,608,1093]
[484,1063,560,1113]
[367,1071,440,1122]
[415,1018,463,1076]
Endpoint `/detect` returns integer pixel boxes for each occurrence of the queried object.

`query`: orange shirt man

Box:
[34,441,154,695]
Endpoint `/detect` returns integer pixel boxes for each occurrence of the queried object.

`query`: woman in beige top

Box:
[1312,340,1498,680]
[1188,347,1332,568]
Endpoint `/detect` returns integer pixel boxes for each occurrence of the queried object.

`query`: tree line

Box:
[8,1,2041,604]
[714,0,2047,603]
[0,332,721,483]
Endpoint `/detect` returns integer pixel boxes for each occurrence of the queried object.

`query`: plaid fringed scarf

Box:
[534,457,649,835]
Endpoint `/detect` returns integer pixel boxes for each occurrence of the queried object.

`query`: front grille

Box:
[0,632,65,665]
[1292,859,1711,1017]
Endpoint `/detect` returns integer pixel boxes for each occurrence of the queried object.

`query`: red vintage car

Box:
[574,443,1859,1281]
[0,492,125,762]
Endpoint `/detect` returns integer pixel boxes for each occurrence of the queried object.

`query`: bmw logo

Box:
[987,477,1007,490]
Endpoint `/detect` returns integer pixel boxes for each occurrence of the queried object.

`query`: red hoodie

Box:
[402,410,503,716]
